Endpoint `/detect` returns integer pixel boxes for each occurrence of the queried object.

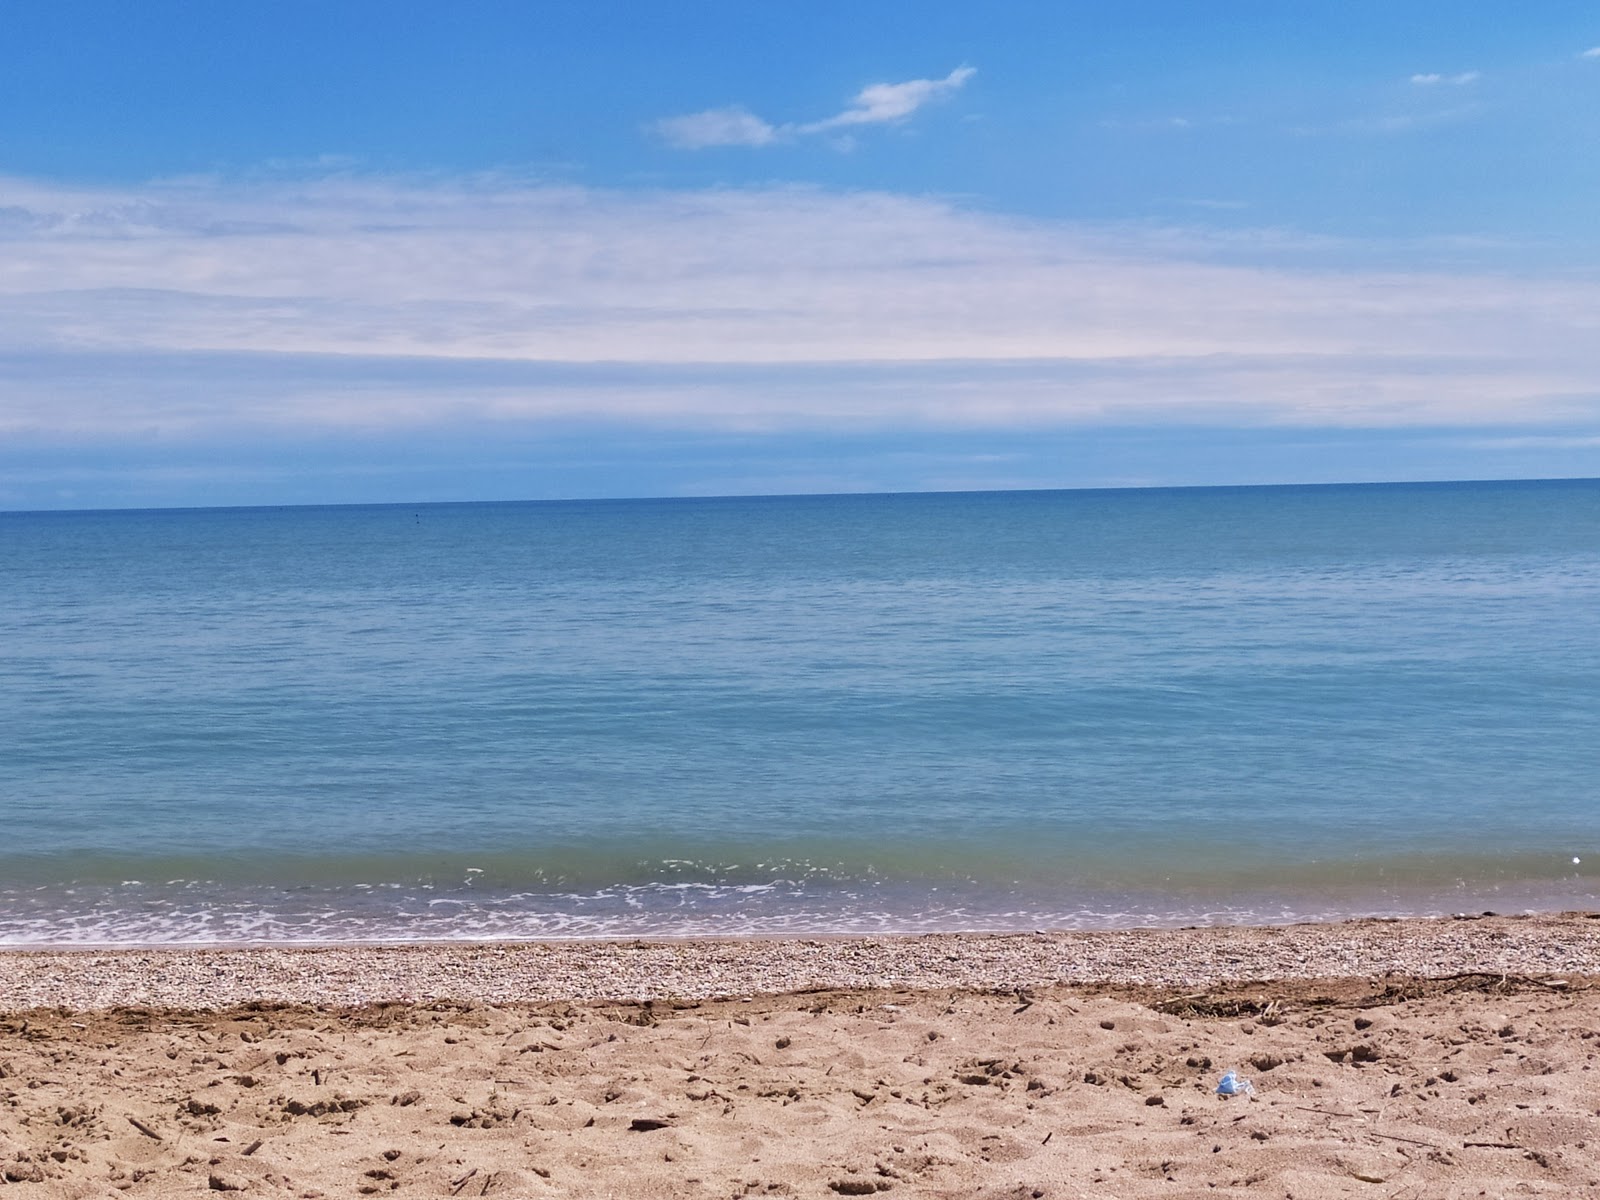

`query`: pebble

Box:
[1,913,1595,1012]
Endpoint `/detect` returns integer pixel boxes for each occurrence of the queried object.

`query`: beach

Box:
[3,914,1598,1197]
[10,1,1600,1192]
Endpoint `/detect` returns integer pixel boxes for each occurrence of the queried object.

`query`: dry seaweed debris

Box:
[1097,971,1595,1019]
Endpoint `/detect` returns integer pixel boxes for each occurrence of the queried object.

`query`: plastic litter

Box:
[1216,1071,1254,1097]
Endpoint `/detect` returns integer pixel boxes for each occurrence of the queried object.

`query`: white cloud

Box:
[800,66,976,132]
[652,67,974,149]
[0,173,1597,440]
[1409,71,1480,85]
[1582,46,1600,58]
[649,106,778,149]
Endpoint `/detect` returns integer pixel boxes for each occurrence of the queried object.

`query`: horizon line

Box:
[5,473,1597,519]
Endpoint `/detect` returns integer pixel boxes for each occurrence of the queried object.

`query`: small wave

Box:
[1,874,1597,949]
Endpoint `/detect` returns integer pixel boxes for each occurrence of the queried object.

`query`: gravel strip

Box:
[2,913,1596,1012]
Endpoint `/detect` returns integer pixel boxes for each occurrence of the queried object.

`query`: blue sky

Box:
[3,1,1599,508]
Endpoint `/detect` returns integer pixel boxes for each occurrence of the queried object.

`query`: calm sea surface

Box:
[3,480,1598,945]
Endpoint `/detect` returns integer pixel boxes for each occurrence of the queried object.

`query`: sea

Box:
[3,479,1598,947]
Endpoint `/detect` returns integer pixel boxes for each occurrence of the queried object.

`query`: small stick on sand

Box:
[1371,1131,1438,1148]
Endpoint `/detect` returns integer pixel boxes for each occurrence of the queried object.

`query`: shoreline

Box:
[3,910,1597,1013]
[5,873,1596,949]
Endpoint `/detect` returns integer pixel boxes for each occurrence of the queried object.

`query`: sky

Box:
[2,1,1599,509]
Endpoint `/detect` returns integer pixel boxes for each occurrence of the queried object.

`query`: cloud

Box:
[0,172,1597,444]
[1583,46,1600,58]
[649,106,778,149]
[1303,103,1484,136]
[1462,434,1600,449]
[652,67,974,149]
[1409,71,1480,85]
[1097,115,1202,132]
[799,66,976,132]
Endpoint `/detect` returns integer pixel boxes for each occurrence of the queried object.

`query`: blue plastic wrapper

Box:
[1216,1071,1255,1096]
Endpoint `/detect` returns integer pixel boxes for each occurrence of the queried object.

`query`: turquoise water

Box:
[3,480,1598,944]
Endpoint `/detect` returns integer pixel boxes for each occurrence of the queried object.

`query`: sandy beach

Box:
[3,913,1598,1197]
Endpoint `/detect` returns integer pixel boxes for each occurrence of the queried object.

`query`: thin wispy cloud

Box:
[1365,105,1484,133]
[650,67,975,150]
[651,107,777,150]
[798,67,976,132]
[0,173,1596,444]
[1098,115,1202,132]
[1296,102,1486,137]
[1409,71,1480,85]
